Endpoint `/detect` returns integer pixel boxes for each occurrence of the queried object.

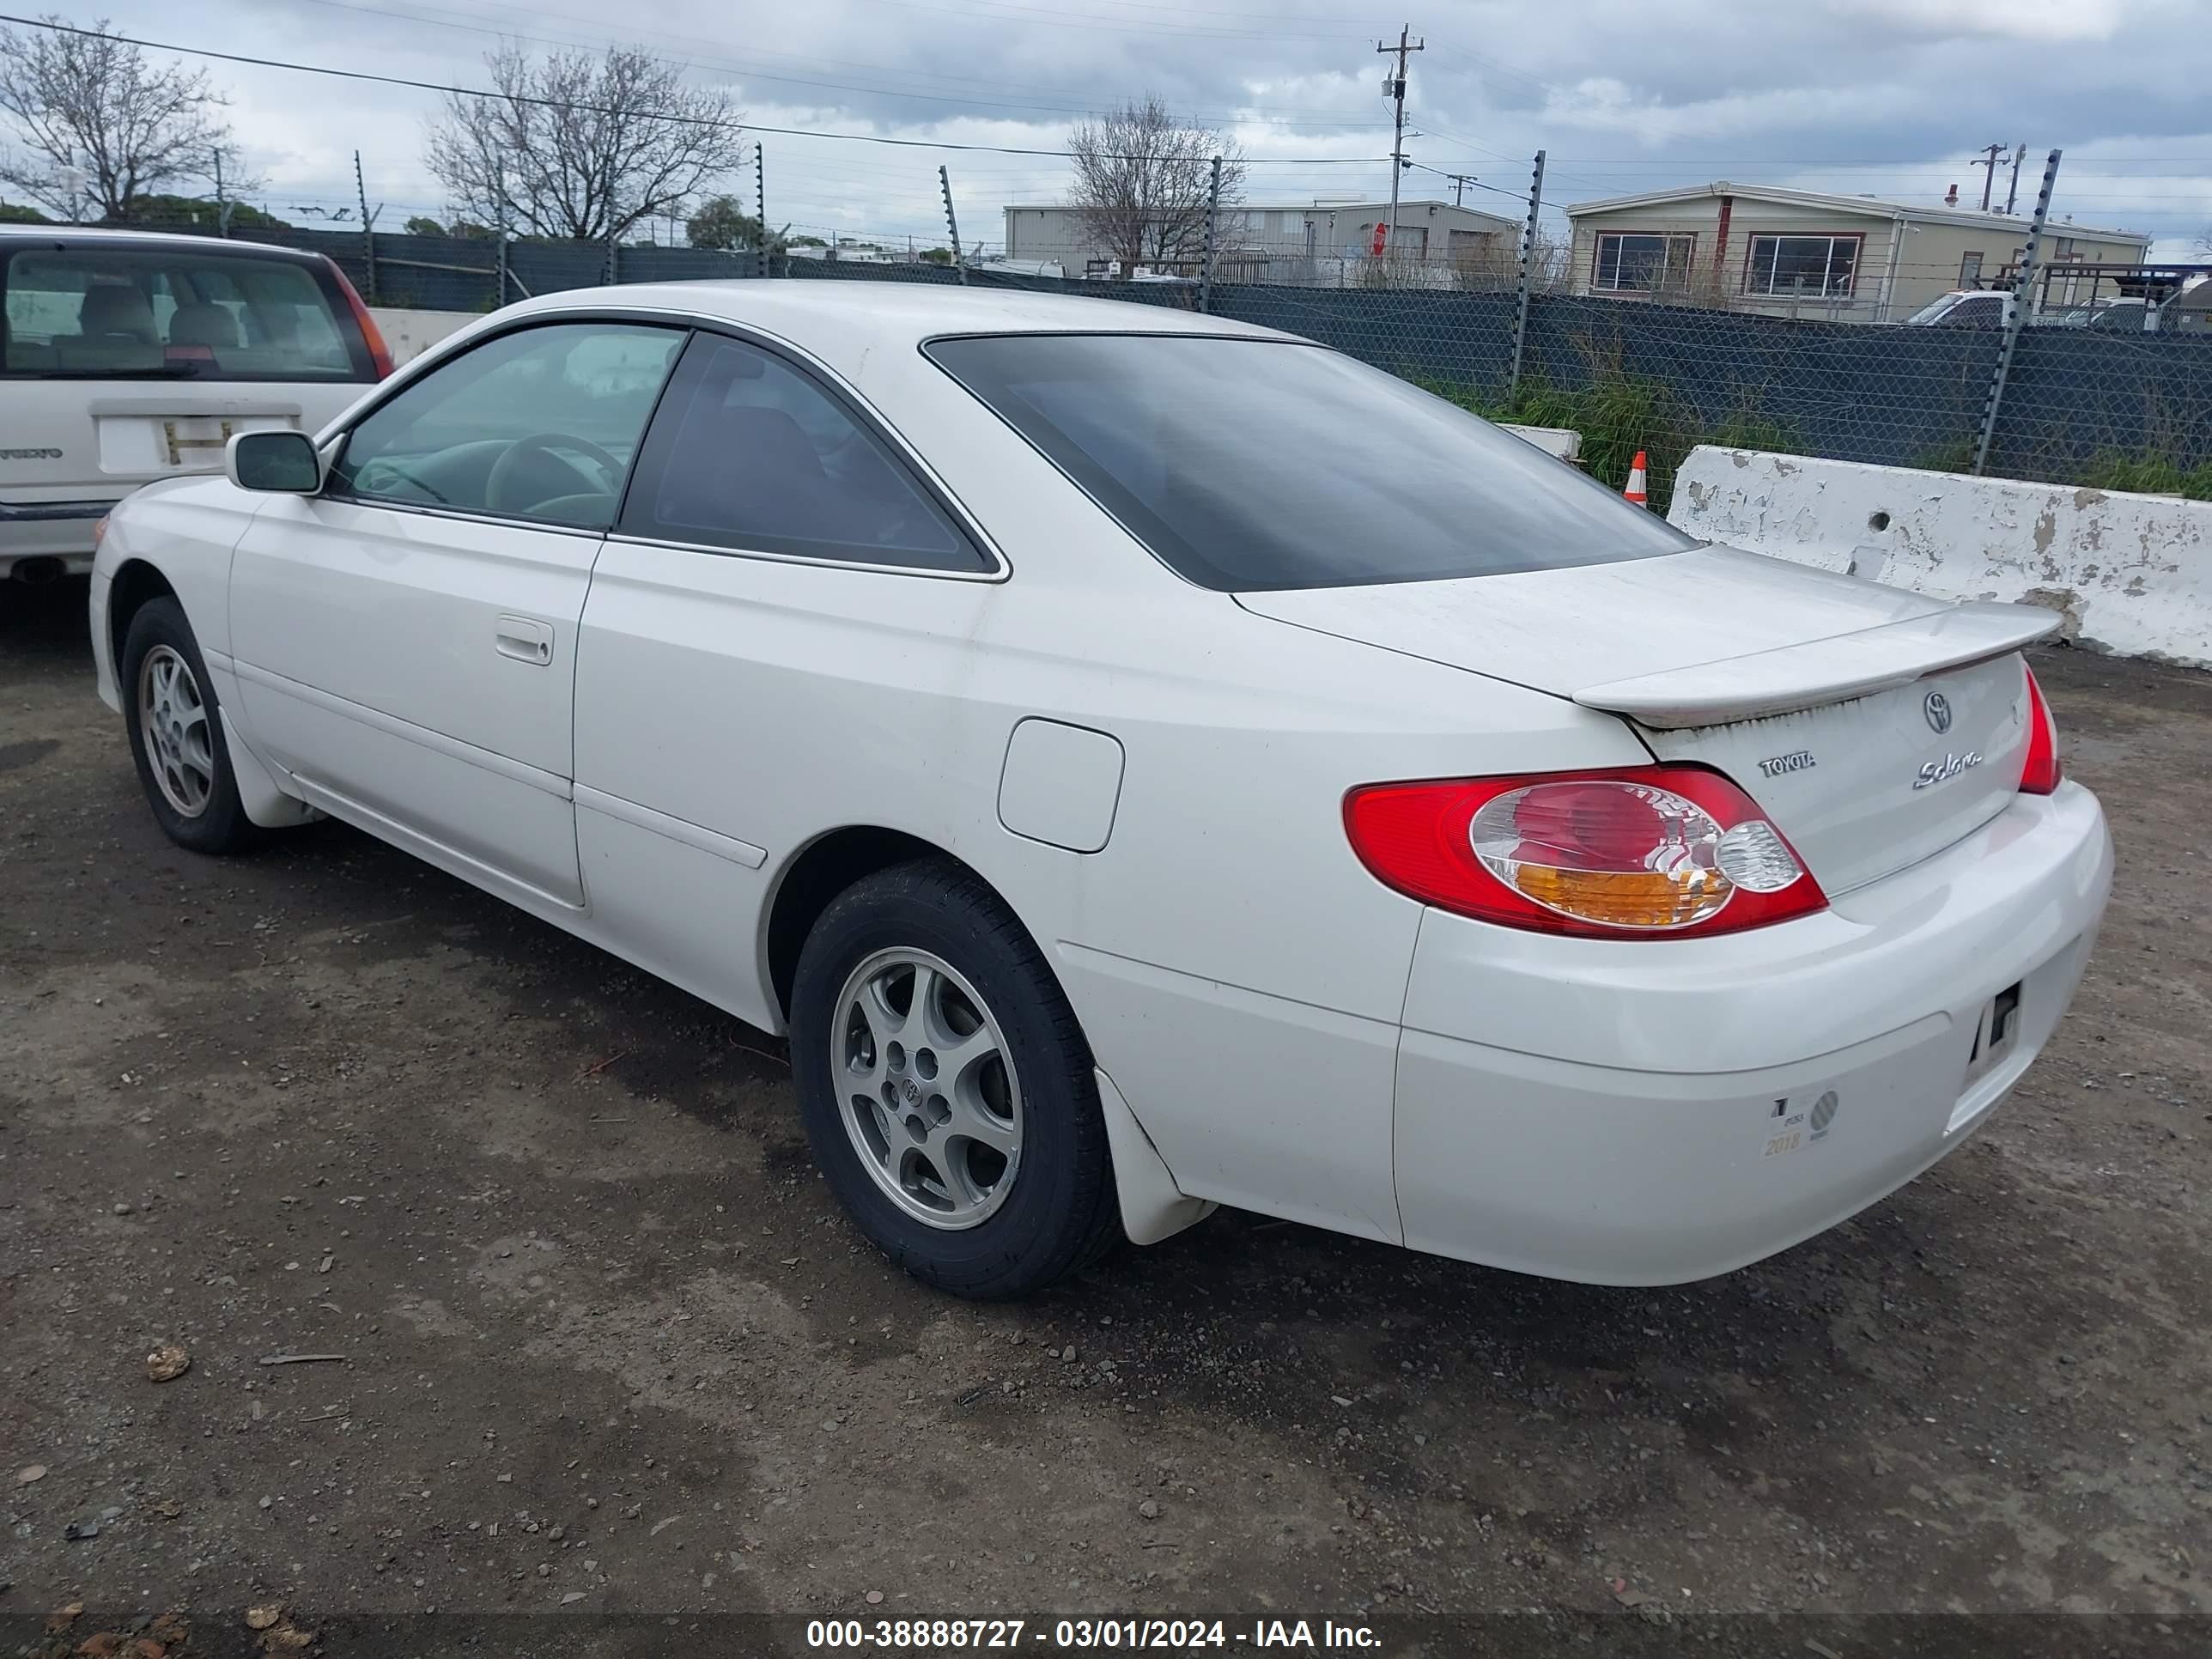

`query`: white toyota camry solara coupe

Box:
[89,283,2112,1299]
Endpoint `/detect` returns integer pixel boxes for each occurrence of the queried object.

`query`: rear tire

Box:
[791,858,1121,1299]
[121,597,259,855]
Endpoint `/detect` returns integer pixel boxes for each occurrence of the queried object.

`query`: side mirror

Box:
[227,429,322,494]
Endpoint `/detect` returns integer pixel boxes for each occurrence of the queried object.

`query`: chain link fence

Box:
[827,264,2211,512]
[73,211,2212,512]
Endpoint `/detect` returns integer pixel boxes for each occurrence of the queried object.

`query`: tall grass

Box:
[1411,363,2209,504]
[2080,449,2212,500]
[1415,369,1805,515]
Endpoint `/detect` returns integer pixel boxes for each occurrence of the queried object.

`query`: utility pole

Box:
[212,149,232,237]
[1972,142,2004,212]
[939,165,968,284]
[1445,173,1475,208]
[2003,142,2027,215]
[1376,25,1424,262]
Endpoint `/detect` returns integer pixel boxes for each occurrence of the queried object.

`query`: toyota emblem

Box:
[1923,690,1953,734]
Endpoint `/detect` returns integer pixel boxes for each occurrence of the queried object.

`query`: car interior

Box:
[1,248,356,377]
[332,325,972,558]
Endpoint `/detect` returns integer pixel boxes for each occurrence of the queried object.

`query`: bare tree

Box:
[425,46,744,243]
[1067,97,1243,276]
[0,15,242,222]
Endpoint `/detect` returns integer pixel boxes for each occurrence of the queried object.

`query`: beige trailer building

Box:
[1561,182,2148,322]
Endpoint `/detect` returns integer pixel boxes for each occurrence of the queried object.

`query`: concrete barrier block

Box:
[369,307,479,366]
[1501,424,1581,462]
[1668,447,2212,668]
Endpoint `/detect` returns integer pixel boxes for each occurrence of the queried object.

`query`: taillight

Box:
[2021,665,2062,795]
[323,255,395,380]
[1344,766,1828,939]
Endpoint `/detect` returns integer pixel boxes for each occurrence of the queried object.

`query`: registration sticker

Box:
[1762,1091,1841,1158]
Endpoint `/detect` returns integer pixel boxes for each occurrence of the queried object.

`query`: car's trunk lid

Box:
[1235,545,2055,894]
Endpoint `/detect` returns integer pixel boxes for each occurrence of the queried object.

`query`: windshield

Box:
[1903,294,1967,325]
[2,242,374,382]
[926,334,1691,591]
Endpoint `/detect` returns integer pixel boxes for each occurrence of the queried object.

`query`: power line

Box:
[280,0,1397,126]
[0,14,1389,164]
[1403,161,1532,203]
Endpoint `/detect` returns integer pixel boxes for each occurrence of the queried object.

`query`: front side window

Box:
[617,334,984,571]
[1743,234,1861,298]
[927,333,1692,592]
[1592,232,1695,292]
[329,323,684,528]
[2,244,373,380]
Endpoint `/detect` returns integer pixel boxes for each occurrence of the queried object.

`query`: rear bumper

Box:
[1392,782,2112,1284]
[1,498,114,573]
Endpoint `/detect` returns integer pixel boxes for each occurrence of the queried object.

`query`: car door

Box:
[228,319,686,912]
[571,328,1000,1029]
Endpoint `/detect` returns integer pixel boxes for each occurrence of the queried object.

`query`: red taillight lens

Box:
[2020,666,2061,795]
[324,254,395,380]
[1344,765,1829,939]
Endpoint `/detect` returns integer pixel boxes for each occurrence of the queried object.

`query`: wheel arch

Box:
[763,824,999,1025]
[106,558,179,673]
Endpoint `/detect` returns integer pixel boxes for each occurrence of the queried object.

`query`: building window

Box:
[1958,251,1983,287]
[1742,234,1861,297]
[1592,232,1696,292]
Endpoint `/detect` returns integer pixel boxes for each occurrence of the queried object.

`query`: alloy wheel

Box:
[137,645,214,819]
[833,948,1024,1230]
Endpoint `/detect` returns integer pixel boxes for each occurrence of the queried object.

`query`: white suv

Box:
[0,225,391,587]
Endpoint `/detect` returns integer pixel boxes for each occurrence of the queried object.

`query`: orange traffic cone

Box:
[1623,450,1650,507]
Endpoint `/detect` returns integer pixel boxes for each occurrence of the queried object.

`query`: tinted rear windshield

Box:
[925,333,1692,590]
[2,241,374,382]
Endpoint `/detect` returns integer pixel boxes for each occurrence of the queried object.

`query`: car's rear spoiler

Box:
[1572,601,2062,729]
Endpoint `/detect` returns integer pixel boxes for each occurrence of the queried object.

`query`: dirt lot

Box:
[3,579,2210,1657]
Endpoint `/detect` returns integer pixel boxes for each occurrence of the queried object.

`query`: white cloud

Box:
[9,0,2203,254]
[1830,0,2129,41]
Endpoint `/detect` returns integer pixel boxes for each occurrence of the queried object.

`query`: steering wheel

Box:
[484,432,623,515]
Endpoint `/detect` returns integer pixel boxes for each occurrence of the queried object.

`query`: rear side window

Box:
[617,333,986,572]
[926,334,1690,591]
[2,241,374,381]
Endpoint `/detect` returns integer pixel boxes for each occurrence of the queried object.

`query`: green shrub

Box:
[1413,370,1803,514]
[2080,449,2212,500]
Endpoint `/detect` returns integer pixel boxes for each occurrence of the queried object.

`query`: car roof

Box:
[0,222,320,262]
[503,278,1299,355]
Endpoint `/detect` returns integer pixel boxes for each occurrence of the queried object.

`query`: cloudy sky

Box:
[25,0,2212,258]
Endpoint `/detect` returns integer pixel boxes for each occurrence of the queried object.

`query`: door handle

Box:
[495,615,555,665]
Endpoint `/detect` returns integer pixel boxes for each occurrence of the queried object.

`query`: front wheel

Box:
[790,859,1121,1299]
[120,596,258,854]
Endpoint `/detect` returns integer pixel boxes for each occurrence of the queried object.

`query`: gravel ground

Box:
[3,579,2209,1658]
